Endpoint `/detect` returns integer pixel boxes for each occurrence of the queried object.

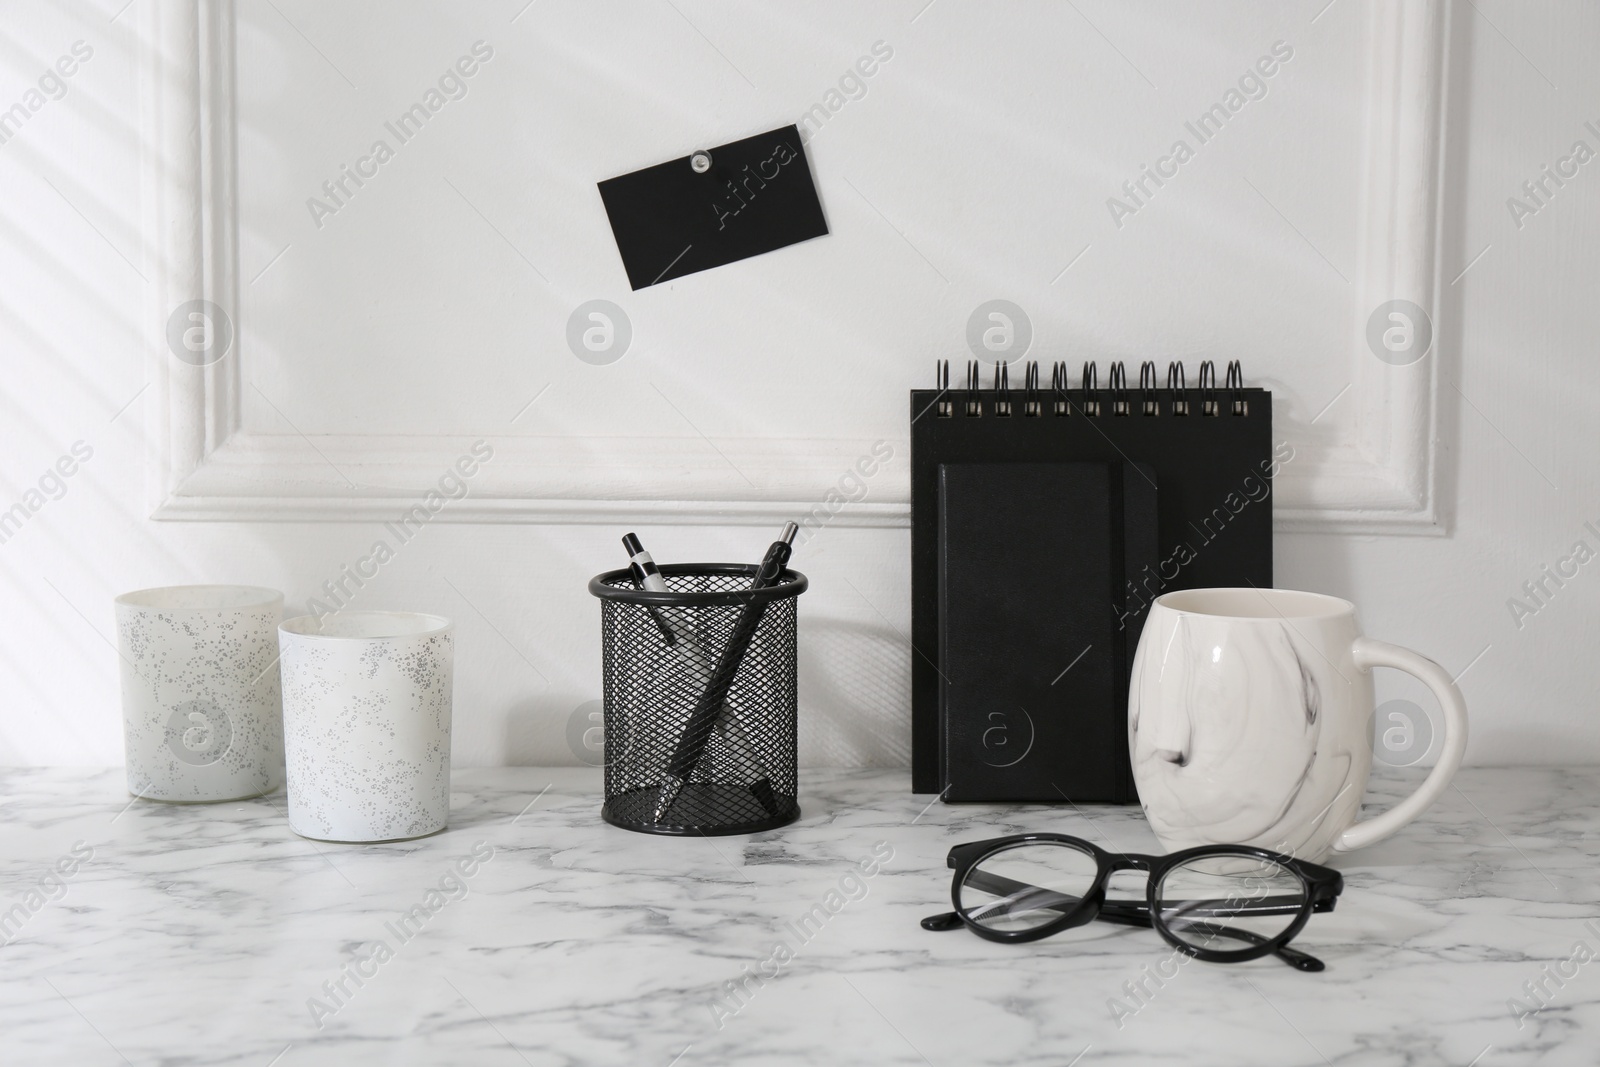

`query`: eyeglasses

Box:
[921,833,1344,971]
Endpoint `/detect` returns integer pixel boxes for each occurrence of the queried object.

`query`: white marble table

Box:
[2,766,1596,1066]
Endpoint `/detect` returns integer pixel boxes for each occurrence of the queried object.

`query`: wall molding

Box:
[141,0,1447,532]
[1273,0,1448,534]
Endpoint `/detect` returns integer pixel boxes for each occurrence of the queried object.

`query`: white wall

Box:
[2,0,1596,768]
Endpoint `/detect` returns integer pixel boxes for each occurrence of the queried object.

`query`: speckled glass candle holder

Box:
[115,585,285,803]
[279,612,454,843]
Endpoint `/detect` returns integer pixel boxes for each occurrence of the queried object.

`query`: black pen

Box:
[652,522,797,823]
[622,532,677,646]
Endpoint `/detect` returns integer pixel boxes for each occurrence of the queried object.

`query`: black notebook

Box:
[911,360,1276,800]
[939,461,1157,801]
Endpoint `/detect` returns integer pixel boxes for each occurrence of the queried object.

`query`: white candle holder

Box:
[115,585,285,802]
[279,612,454,843]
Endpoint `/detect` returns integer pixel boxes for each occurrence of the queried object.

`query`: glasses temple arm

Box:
[956,869,1088,916]
[962,869,1310,919]
[1156,917,1325,971]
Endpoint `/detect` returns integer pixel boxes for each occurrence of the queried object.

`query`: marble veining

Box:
[1,766,1597,1065]
[1130,604,1372,862]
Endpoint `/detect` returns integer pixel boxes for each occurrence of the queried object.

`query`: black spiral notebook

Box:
[911,360,1277,801]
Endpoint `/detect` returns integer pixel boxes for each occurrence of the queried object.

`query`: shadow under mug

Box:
[1129,588,1468,863]
[115,585,285,803]
[280,611,453,843]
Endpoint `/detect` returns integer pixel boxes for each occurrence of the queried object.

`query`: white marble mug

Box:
[115,585,285,802]
[279,612,453,843]
[1129,588,1468,862]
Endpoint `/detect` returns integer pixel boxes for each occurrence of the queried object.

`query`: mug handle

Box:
[1333,637,1469,853]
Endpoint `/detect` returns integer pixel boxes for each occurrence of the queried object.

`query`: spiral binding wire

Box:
[1226,359,1247,416]
[1139,361,1158,416]
[933,360,1252,418]
[1198,360,1218,417]
[1080,361,1100,417]
[1108,361,1129,416]
[1167,362,1188,416]
[1050,361,1069,416]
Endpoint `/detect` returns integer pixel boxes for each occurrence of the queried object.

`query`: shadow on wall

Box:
[799,617,909,768]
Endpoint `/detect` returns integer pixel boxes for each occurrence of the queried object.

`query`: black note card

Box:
[597,125,829,289]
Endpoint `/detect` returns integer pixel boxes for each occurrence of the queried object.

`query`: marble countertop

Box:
[2,766,1596,1066]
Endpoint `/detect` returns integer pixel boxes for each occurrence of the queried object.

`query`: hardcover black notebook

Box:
[911,359,1276,800]
[939,461,1157,801]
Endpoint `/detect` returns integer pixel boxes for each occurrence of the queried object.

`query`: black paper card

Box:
[597,125,828,289]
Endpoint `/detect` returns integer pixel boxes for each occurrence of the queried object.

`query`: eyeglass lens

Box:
[956,841,1099,933]
[1154,854,1309,953]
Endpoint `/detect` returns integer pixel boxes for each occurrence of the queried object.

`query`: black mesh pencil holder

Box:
[588,564,806,836]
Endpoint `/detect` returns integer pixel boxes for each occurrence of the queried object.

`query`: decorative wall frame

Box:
[141,0,1446,533]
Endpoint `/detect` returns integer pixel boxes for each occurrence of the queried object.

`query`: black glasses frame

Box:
[921,833,1344,971]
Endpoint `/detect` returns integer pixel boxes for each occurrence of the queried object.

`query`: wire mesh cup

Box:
[588,563,806,836]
